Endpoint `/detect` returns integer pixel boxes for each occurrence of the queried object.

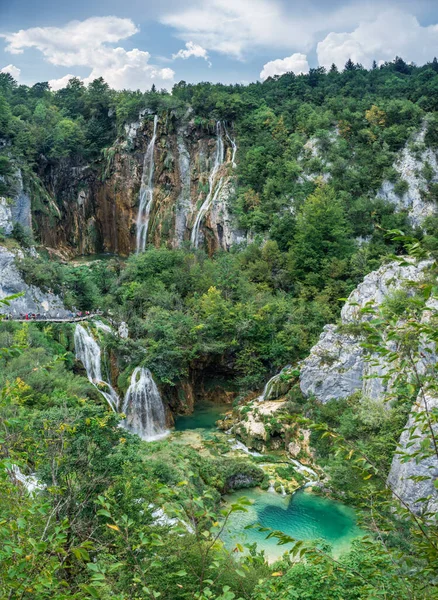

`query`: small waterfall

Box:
[223,122,237,168]
[175,130,191,246]
[191,121,225,248]
[136,115,159,253]
[280,484,287,496]
[258,364,292,402]
[228,438,262,457]
[74,324,119,412]
[9,465,44,494]
[268,481,276,493]
[94,320,112,333]
[122,367,169,442]
[289,459,318,479]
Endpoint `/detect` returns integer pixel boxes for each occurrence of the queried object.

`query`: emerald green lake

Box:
[174,400,229,431]
[222,488,364,562]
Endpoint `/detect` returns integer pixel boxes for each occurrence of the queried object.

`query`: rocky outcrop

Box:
[387,394,438,516]
[236,400,286,443]
[0,170,32,235]
[300,260,430,403]
[377,125,438,227]
[0,245,69,317]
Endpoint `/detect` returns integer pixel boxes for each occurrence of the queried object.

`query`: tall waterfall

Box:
[122,367,169,441]
[136,115,159,253]
[223,122,237,168]
[191,121,225,248]
[74,324,120,412]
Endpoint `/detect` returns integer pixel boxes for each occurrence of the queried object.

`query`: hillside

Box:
[1,59,438,599]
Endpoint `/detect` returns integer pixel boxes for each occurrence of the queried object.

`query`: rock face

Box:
[31,117,245,256]
[300,260,430,403]
[387,394,438,515]
[0,246,69,317]
[0,170,32,235]
[377,125,438,227]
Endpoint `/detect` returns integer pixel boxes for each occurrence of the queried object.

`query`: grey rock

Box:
[300,260,430,403]
[387,394,438,516]
[377,126,438,228]
[0,245,69,317]
[0,198,13,234]
[10,170,32,230]
[300,325,364,402]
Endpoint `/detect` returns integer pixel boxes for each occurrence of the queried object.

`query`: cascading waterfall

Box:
[228,438,262,457]
[74,324,119,412]
[223,122,237,168]
[258,365,292,402]
[175,130,191,246]
[136,115,159,253]
[191,121,225,248]
[122,367,169,441]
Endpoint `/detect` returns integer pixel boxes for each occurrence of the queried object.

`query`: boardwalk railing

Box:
[2,314,100,323]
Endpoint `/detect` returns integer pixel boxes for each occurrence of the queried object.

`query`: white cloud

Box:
[173,41,209,61]
[48,74,77,91]
[317,9,438,70]
[161,0,314,59]
[2,16,175,91]
[260,53,309,80]
[160,0,389,59]
[0,64,21,80]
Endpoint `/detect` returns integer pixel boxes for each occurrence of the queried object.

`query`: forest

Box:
[1,57,438,599]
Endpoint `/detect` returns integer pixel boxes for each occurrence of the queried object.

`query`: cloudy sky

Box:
[1,0,438,90]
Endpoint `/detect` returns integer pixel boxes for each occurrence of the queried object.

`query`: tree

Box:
[344,58,356,72]
[287,184,354,288]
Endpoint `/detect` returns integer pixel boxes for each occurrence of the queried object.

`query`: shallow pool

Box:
[174,400,230,431]
[222,487,364,562]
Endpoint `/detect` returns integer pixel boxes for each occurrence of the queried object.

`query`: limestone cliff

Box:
[0,245,69,317]
[377,124,438,227]
[32,115,244,256]
[299,260,431,403]
[387,394,438,516]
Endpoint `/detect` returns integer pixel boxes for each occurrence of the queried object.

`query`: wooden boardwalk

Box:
[3,314,100,323]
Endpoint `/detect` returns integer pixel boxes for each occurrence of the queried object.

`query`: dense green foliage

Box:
[1,59,438,598]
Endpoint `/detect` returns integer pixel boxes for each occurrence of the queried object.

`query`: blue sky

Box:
[1,0,438,90]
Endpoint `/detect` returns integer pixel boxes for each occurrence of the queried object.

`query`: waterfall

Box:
[280,484,287,496]
[267,481,276,493]
[136,115,159,253]
[94,320,112,333]
[289,458,318,479]
[74,324,120,412]
[122,367,169,441]
[9,465,44,494]
[223,122,237,168]
[258,364,292,402]
[191,121,225,248]
[175,130,191,246]
[228,438,262,457]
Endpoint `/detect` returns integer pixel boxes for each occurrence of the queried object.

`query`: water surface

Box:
[222,488,364,562]
[174,399,229,431]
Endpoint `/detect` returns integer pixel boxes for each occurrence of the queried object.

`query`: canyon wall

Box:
[30,114,243,257]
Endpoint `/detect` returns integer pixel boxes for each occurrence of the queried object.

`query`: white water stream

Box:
[74,324,120,412]
[136,115,159,252]
[191,121,225,248]
[122,367,169,441]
